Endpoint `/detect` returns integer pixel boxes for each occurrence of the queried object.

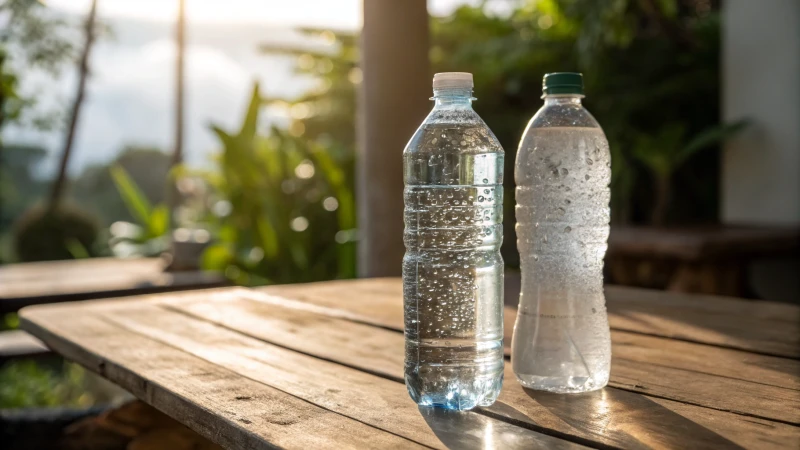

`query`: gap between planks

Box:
[260,278,800,359]
[79,303,585,450]
[158,287,799,450]
[19,308,428,450]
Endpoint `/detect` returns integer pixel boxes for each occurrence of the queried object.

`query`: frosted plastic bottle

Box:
[403,72,504,410]
[511,72,612,393]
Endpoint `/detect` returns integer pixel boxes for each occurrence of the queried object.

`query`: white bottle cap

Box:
[432,72,473,89]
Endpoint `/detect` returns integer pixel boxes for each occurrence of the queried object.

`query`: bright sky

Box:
[45,0,480,29]
[12,0,486,174]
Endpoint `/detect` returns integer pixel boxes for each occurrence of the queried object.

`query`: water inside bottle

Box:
[512,126,612,393]
[404,122,505,410]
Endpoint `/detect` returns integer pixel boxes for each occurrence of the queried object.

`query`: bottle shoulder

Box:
[528,103,603,130]
[404,107,504,155]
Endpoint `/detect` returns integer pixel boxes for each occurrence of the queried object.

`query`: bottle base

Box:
[515,374,608,394]
[406,372,503,411]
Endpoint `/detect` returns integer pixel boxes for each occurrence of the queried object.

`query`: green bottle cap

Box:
[543,72,584,95]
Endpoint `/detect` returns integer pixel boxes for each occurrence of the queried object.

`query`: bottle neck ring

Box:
[432,87,475,107]
[542,94,584,105]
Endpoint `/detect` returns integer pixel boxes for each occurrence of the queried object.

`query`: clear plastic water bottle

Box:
[403,72,505,410]
[511,72,612,393]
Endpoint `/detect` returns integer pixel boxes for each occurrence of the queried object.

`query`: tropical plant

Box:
[108,165,171,257]
[263,0,733,242]
[630,120,747,224]
[180,83,356,285]
[71,146,171,226]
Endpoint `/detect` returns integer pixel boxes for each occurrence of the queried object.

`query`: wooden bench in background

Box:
[0,257,226,362]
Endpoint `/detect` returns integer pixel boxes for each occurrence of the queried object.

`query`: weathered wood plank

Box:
[166,288,800,449]
[603,285,800,358]
[259,278,800,358]
[0,258,226,313]
[18,305,427,450]
[103,303,582,450]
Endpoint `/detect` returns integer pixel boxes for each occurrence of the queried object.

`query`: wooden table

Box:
[0,257,227,314]
[0,257,226,361]
[19,279,800,449]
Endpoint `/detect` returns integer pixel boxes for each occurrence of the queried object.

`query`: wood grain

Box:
[19,304,426,450]
[604,285,800,358]
[103,303,582,450]
[167,288,800,449]
[259,278,800,358]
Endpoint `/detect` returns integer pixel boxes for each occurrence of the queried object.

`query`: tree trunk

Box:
[168,0,186,212]
[49,0,98,208]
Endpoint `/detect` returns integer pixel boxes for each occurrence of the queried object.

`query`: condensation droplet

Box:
[564,226,572,233]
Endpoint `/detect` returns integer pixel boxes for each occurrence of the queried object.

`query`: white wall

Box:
[722,0,800,226]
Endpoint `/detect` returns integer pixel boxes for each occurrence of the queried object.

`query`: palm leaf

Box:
[110,165,152,227]
[675,119,748,167]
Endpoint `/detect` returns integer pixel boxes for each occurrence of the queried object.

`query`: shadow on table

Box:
[488,387,745,450]
[418,405,574,449]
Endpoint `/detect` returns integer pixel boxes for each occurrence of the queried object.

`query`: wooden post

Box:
[357,0,429,277]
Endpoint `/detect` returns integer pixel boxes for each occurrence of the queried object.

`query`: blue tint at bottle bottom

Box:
[404,339,504,411]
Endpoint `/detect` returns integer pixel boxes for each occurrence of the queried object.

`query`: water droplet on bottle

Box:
[587,158,593,165]
[585,174,591,180]
[478,196,484,201]
[564,226,572,233]
[482,178,489,184]
[561,168,568,176]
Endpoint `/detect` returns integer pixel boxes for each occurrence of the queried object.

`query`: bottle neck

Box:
[432,87,474,108]
[543,94,584,106]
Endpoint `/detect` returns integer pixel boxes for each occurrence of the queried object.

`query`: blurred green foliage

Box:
[265,0,731,269]
[12,203,100,262]
[0,361,93,408]
[72,146,171,226]
[0,0,75,134]
[0,144,48,238]
[106,164,171,257]
[181,83,356,285]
